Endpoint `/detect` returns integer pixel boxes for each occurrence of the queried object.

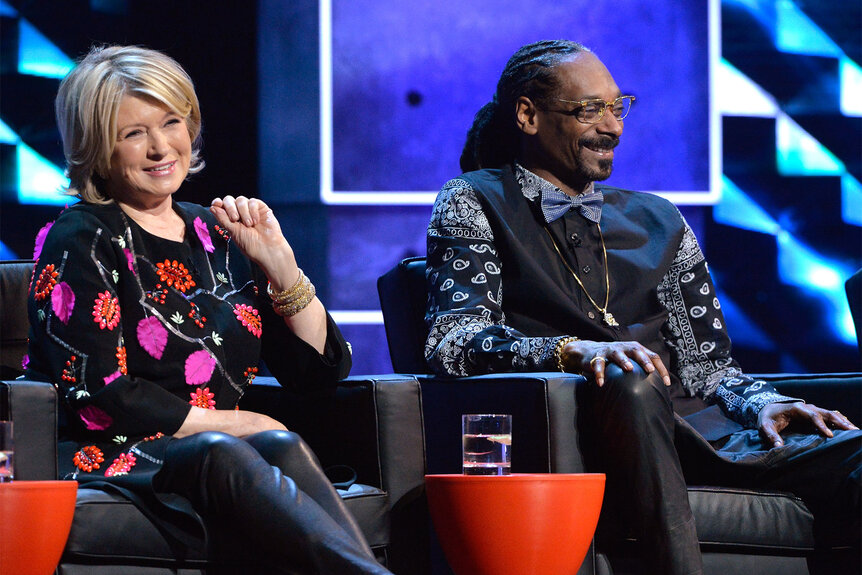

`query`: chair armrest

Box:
[417,372,588,475]
[0,379,58,480]
[239,374,426,503]
[750,372,862,425]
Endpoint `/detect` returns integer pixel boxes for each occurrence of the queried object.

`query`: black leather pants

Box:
[154,430,391,574]
[581,365,704,575]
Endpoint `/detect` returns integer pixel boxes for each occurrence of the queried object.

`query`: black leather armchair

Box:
[378,256,861,575]
[1,259,427,574]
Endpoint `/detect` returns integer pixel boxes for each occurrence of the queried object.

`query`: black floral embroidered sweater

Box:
[26,200,350,480]
[425,164,798,426]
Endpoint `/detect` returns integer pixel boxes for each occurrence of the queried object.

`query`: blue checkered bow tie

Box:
[540,189,604,224]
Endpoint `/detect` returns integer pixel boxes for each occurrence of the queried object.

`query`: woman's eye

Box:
[123,129,143,138]
[165,118,182,127]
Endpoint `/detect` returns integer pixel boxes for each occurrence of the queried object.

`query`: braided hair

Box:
[459,40,590,173]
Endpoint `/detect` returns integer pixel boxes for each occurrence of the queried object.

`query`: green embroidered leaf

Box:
[111,270,119,283]
[216,272,228,284]
[171,312,185,324]
[212,331,223,346]
[113,435,127,444]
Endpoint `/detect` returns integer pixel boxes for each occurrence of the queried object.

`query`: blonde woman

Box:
[27,45,390,574]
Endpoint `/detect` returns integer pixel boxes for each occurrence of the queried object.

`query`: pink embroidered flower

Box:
[185,350,216,385]
[51,281,75,323]
[233,304,262,338]
[124,248,135,271]
[194,217,215,253]
[105,452,137,477]
[103,371,122,385]
[189,387,216,409]
[32,221,54,260]
[78,405,113,431]
[92,291,121,330]
[21,355,29,370]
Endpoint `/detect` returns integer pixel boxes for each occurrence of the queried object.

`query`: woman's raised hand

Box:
[210,196,298,289]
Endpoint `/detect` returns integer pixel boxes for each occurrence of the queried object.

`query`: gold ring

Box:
[589,356,605,367]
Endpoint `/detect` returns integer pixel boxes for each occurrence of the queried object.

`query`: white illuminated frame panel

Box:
[318,0,722,207]
[321,0,722,326]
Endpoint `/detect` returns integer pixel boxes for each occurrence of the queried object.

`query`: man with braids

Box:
[425,40,860,575]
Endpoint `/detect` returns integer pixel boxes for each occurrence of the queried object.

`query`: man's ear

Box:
[515,96,539,136]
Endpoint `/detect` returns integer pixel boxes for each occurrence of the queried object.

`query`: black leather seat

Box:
[1,259,427,574]
[378,256,861,575]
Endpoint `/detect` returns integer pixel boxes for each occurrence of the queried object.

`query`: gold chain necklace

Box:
[543,225,619,327]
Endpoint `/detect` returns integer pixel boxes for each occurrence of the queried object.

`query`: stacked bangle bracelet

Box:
[554,336,579,372]
[267,269,316,317]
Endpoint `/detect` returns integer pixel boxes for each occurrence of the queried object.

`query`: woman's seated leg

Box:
[244,429,370,552]
[155,431,389,574]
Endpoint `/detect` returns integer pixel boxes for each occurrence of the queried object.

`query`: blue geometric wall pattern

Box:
[714,0,860,372]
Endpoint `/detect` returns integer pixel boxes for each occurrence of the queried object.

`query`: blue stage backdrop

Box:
[1,0,859,377]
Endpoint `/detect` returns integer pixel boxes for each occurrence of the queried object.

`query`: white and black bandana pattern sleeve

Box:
[657,214,800,427]
[425,179,560,376]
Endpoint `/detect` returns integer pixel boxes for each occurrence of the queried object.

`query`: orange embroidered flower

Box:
[156,259,196,293]
[233,304,262,338]
[34,264,58,301]
[116,346,127,375]
[73,445,105,473]
[92,291,121,330]
[105,452,137,477]
[189,387,216,409]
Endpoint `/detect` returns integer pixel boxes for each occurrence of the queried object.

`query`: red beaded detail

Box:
[92,291,121,330]
[116,346,128,375]
[214,225,231,241]
[143,432,165,442]
[145,288,168,305]
[188,302,207,328]
[189,387,216,409]
[61,355,77,383]
[244,366,258,386]
[73,445,105,472]
[155,260,195,293]
[34,264,58,301]
[105,452,137,477]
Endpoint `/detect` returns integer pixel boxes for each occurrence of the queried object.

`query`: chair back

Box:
[846,269,862,358]
[377,257,431,373]
[0,260,34,378]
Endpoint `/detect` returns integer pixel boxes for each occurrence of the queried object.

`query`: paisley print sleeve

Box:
[425,179,560,376]
[657,214,800,427]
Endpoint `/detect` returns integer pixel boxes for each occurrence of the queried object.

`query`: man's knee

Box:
[599,365,672,420]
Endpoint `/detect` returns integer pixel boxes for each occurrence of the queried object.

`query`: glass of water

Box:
[0,421,12,483]
[462,414,511,475]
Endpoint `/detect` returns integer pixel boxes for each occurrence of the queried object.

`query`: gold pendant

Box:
[603,311,619,327]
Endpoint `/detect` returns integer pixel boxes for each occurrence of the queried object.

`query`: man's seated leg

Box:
[580,364,703,575]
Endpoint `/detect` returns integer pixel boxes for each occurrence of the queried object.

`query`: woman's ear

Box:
[515,96,539,136]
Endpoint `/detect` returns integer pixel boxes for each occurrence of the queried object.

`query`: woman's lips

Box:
[144,160,176,175]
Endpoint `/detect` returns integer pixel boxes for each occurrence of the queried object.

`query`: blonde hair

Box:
[55,45,204,204]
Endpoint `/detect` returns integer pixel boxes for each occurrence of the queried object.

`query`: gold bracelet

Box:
[267,269,306,305]
[271,275,316,317]
[554,336,579,372]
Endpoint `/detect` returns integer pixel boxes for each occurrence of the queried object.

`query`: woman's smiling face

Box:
[105,94,191,207]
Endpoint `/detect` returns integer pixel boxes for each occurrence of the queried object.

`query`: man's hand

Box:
[561,340,671,387]
[758,402,858,447]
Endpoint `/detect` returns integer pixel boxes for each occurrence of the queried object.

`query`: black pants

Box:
[154,430,391,575]
[582,365,861,575]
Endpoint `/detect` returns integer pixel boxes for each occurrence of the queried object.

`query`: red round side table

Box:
[425,473,605,575]
[0,480,78,575]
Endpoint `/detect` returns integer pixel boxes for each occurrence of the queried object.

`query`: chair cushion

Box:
[688,486,814,551]
[63,484,389,565]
